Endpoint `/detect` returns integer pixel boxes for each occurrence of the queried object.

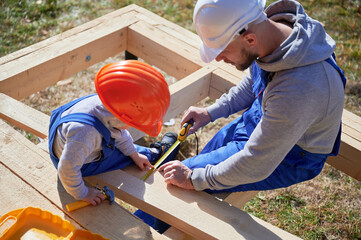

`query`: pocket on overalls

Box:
[282,146,327,183]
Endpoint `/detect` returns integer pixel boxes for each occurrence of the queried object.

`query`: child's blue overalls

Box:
[134,55,346,233]
[48,94,153,177]
[182,54,346,193]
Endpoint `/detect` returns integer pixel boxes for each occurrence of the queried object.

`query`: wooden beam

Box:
[327,134,361,181]
[0,93,49,138]
[223,191,259,210]
[0,163,81,229]
[342,109,361,138]
[86,167,301,240]
[0,11,137,100]
[326,109,361,181]
[209,68,246,99]
[133,6,201,49]
[127,20,203,80]
[0,5,139,66]
[165,66,215,120]
[0,119,167,240]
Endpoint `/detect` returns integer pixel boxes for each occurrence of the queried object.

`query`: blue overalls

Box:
[48,94,154,177]
[134,54,346,233]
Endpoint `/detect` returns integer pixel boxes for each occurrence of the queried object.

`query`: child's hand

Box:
[82,187,105,205]
[130,152,154,171]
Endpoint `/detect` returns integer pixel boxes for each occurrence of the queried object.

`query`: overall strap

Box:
[49,94,97,139]
[325,53,346,88]
[48,94,113,169]
[251,63,272,102]
[241,63,271,136]
[58,113,112,145]
[325,53,347,156]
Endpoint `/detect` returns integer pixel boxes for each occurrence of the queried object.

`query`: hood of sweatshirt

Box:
[257,0,335,72]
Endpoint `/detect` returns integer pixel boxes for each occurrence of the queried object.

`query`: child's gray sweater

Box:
[53,95,136,199]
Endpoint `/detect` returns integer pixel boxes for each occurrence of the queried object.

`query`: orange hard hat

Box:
[95,60,170,137]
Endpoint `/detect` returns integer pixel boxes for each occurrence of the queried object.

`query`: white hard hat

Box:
[193,0,267,63]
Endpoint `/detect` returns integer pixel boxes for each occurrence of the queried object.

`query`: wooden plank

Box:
[127,20,203,80]
[0,93,49,139]
[327,133,361,181]
[164,66,215,120]
[342,109,361,139]
[0,119,167,240]
[209,68,245,99]
[0,5,139,66]
[127,167,259,238]
[132,5,204,78]
[326,109,361,181]
[133,6,201,48]
[0,12,138,100]
[223,191,259,209]
[208,87,224,101]
[86,167,301,240]
[0,163,81,230]
[210,61,248,77]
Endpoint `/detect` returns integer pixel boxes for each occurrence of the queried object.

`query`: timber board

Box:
[86,168,301,240]
[0,163,80,229]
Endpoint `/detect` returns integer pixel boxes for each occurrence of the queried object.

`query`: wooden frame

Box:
[1,4,360,240]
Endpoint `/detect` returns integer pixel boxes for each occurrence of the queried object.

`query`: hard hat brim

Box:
[200,43,224,63]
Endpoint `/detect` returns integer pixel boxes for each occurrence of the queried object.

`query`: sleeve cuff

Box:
[206,103,223,122]
[189,168,209,191]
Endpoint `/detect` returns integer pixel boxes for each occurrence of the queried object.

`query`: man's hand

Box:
[181,106,211,134]
[158,160,194,190]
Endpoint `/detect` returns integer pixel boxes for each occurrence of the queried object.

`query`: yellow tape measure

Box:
[141,120,194,181]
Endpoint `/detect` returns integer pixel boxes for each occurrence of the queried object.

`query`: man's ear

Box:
[242,32,257,47]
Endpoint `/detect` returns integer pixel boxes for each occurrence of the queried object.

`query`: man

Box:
[159,0,346,192]
[136,0,346,232]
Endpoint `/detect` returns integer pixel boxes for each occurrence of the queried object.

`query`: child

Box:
[48,60,179,205]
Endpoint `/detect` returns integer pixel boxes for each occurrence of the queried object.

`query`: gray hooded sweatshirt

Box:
[53,95,137,199]
[191,0,345,191]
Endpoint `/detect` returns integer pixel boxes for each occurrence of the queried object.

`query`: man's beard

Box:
[235,47,258,71]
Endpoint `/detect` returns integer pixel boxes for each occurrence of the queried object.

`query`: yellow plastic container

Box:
[0,207,108,240]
